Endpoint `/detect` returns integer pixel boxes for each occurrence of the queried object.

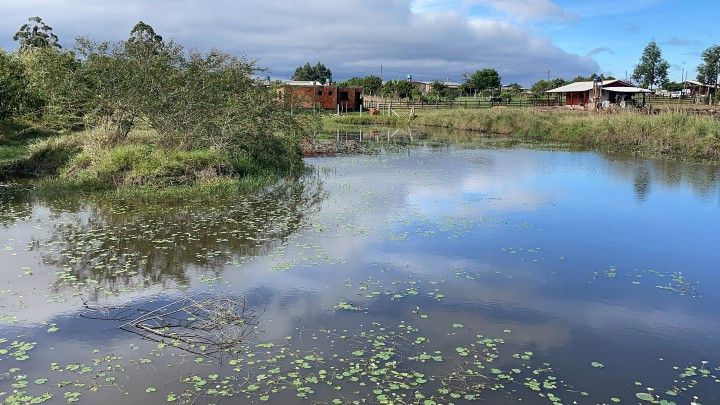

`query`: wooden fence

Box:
[363,98,558,111]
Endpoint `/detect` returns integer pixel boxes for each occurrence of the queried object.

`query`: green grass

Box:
[0,121,58,171]
[412,109,720,159]
[3,123,304,199]
[321,113,407,132]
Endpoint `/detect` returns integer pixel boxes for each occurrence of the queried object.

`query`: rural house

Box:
[546,79,651,109]
[280,81,363,111]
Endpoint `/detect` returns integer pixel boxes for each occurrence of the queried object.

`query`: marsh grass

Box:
[323,109,720,160]
[412,109,720,159]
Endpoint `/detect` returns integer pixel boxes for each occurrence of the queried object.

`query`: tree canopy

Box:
[292,62,332,84]
[127,21,165,55]
[464,69,501,94]
[0,50,29,119]
[530,78,568,99]
[381,80,417,99]
[571,73,616,82]
[632,40,669,89]
[426,81,459,101]
[697,45,720,86]
[13,16,61,51]
[340,76,383,95]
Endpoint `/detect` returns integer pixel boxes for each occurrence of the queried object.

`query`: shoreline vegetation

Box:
[0,20,317,200]
[325,109,720,160]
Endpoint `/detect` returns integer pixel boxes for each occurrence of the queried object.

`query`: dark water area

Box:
[1,132,719,404]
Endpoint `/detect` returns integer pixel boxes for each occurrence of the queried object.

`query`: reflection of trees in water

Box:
[633,167,652,202]
[606,156,720,203]
[36,172,326,299]
[321,128,577,153]
[0,184,35,226]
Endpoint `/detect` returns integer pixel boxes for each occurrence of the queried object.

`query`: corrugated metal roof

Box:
[603,86,652,93]
[546,81,594,93]
[546,79,626,93]
[684,80,716,88]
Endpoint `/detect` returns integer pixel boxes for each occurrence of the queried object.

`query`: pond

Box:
[1,130,720,404]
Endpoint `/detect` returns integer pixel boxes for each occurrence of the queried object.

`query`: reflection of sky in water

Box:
[1,146,720,403]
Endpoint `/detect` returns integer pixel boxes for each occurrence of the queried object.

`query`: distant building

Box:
[280,81,363,111]
[683,80,716,98]
[410,81,461,94]
[546,79,651,108]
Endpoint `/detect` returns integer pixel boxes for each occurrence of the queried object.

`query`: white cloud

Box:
[0,0,598,84]
[469,0,577,22]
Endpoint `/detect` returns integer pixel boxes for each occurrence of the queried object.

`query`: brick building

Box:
[281,81,364,111]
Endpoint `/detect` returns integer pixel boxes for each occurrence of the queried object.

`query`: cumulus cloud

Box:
[0,0,598,84]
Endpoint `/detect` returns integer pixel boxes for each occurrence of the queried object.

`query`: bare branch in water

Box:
[81,293,262,358]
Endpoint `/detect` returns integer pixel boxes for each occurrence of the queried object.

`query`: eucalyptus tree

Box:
[632,40,670,90]
[697,45,720,102]
[13,16,61,51]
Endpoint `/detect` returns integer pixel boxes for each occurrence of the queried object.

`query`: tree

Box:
[464,69,501,96]
[18,48,84,127]
[0,50,29,119]
[663,81,684,92]
[500,83,523,100]
[571,73,616,82]
[632,40,669,90]
[697,45,720,90]
[426,81,458,102]
[13,16,61,51]
[381,80,417,99]
[127,21,165,55]
[340,76,382,95]
[530,78,568,100]
[292,62,332,84]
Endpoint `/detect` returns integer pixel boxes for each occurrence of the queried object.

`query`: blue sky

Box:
[0,0,713,85]
[411,0,713,83]
[534,0,712,82]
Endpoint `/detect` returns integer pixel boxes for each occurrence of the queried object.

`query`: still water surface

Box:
[1,135,719,404]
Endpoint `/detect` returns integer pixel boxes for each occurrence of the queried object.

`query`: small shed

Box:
[280,81,363,111]
[683,80,716,97]
[547,79,651,108]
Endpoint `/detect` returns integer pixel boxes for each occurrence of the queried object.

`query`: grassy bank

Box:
[324,109,720,160]
[414,109,720,159]
[1,123,303,201]
[0,121,58,169]
[321,114,407,132]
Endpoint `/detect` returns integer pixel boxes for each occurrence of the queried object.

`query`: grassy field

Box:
[323,108,720,160]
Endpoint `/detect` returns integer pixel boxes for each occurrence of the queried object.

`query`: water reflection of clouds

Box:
[2,146,720,387]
